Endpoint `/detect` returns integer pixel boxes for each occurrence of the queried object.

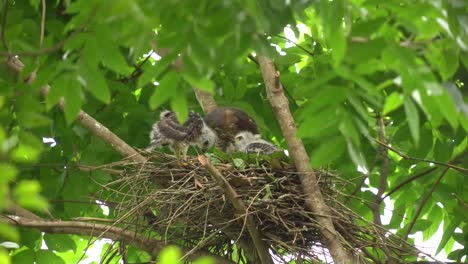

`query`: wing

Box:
[204,107,259,151]
[182,111,204,142]
[244,141,278,155]
[146,123,170,151]
[157,111,189,141]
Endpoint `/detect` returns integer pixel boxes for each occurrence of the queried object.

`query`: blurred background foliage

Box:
[0,0,467,263]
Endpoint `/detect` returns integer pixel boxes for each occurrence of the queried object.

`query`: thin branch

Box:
[1,0,8,50]
[257,55,352,263]
[1,9,96,57]
[404,167,450,240]
[375,140,468,174]
[372,115,388,225]
[3,216,233,263]
[40,0,46,48]
[371,115,398,263]
[381,167,437,201]
[272,35,314,57]
[451,193,468,210]
[198,155,273,264]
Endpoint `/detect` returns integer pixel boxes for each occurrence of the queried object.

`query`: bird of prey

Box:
[146,110,217,158]
[203,107,259,153]
[233,131,278,155]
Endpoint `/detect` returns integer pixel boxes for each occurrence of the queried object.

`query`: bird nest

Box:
[95,152,415,263]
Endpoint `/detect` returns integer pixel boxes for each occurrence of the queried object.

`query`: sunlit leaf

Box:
[404,97,420,146]
[149,71,180,110]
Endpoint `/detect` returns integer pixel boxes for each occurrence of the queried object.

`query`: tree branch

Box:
[40,0,46,48]
[4,57,147,164]
[198,155,273,264]
[372,115,388,226]
[375,140,468,174]
[381,167,438,201]
[257,55,352,263]
[3,215,232,263]
[404,167,450,240]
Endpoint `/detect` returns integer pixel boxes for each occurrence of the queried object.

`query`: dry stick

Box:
[4,56,146,164]
[4,216,233,264]
[403,167,450,240]
[257,55,352,263]
[375,140,468,174]
[198,155,273,264]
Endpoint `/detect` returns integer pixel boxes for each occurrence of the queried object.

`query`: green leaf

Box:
[35,250,66,264]
[436,219,461,254]
[78,59,110,104]
[339,112,361,147]
[170,93,188,123]
[297,107,339,139]
[182,74,215,92]
[411,219,432,232]
[13,180,48,212]
[12,249,34,264]
[310,136,346,167]
[404,97,420,146]
[158,246,182,264]
[346,140,367,170]
[95,27,132,75]
[44,234,77,253]
[383,92,404,115]
[149,71,180,110]
[63,78,82,125]
[0,222,19,242]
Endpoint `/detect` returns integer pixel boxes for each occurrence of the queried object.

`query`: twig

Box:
[257,55,352,263]
[451,193,468,210]
[198,155,273,264]
[403,167,450,240]
[3,215,232,263]
[1,0,8,50]
[1,9,96,57]
[375,140,468,174]
[272,35,314,57]
[381,167,437,201]
[40,0,46,48]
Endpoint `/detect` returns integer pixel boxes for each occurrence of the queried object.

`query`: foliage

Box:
[0,0,467,263]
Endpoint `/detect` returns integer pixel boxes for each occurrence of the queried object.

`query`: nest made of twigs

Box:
[95,152,415,263]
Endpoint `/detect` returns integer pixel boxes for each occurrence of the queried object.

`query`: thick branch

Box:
[257,55,352,263]
[193,88,217,114]
[3,216,232,263]
[4,56,146,164]
[198,155,273,264]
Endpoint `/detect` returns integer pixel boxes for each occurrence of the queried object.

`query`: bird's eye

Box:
[203,141,209,147]
[236,135,244,141]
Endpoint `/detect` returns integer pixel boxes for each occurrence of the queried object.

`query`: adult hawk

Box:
[233,131,278,155]
[146,110,217,158]
[203,107,259,153]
